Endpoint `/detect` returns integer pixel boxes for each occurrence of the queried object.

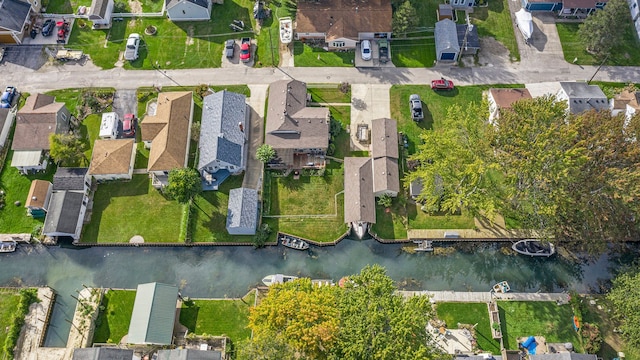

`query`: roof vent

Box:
[32,196,37,201]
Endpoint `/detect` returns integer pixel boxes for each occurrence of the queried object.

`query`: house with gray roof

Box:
[53,167,91,192]
[556,82,608,114]
[166,0,211,21]
[88,0,114,29]
[198,90,248,191]
[373,157,399,197]
[156,349,222,360]
[0,0,32,45]
[72,347,134,360]
[344,157,376,225]
[42,167,91,240]
[265,80,330,170]
[457,24,480,55]
[226,187,259,235]
[0,106,16,149]
[435,19,460,62]
[127,282,179,346]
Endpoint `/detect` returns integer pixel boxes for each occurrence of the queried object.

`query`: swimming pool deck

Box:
[399,290,570,303]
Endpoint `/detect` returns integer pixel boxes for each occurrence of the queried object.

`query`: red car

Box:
[122,113,136,138]
[240,37,251,63]
[431,78,455,91]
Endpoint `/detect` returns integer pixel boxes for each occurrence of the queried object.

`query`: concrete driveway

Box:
[112,89,138,118]
[350,84,391,151]
[507,0,565,65]
[243,84,268,190]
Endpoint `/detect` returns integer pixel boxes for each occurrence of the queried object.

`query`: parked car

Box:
[409,94,423,121]
[360,39,372,61]
[42,19,55,37]
[124,33,141,61]
[0,86,16,108]
[240,37,251,63]
[378,39,389,63]
[225,39,235,58]
[122,113,136,137]
[431,78,455,91]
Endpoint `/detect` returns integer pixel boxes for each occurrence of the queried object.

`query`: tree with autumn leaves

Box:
[238,265,445,360]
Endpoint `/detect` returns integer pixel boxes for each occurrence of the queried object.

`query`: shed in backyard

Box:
[226,187,259,235]
[435,19,460,62]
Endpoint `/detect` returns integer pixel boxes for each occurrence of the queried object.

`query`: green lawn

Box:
[372,201,408,240]
[80,114,101,164]
[308,84,351,103]
[179,292,255,343]
[190,175,255,243]
[391,38,437,68]
[0,151,55,234]
[472,0,520,61]
[44,0,92,15]
[81,174,186,243]
[499,301,583,352]
[407,205,476,229]
[329,106,351,160]
[556,22,640,66]
[436,302,501,353]
[293,42,355,67]
[0,290,22,357]
[92,290,136,344]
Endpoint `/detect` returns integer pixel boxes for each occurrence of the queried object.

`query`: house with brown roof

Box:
[371,118,399,197]
[610,89,640,123]
[141,92,194,188]
[25,179,52,217]
[344,157,376,226]
[295,0,392,50]
[487,88,533,123]
[89,139,136,181]
[265,80,330,170]
[559,0,607,17]
[11,93,71,174]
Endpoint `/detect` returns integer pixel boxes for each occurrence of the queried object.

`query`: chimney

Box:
[238,122,244,132]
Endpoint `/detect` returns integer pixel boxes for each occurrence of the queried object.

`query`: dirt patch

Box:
[128,0,143,13]
[185,26,195,46]
[476,37,513,67]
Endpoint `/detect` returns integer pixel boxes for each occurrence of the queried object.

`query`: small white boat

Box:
[413,240,434,252]
[0,241,17,253]
[262,274,298,287]
[512,239,555,257]
[351,221,368,239]
[279,17,293,44]
[515,9,533,43]
[492,281,510,293]
[280,234,309,251]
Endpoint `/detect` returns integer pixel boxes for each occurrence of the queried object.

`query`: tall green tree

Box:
[165,168,202,204]
[256,144,276,163]
[578,0,631,56]
[333,265,443,360]
[607,268,640,349]
[49,133,87,166]
[406,103,501,219]
[392,1,419,36]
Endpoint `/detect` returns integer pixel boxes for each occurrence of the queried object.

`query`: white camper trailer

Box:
[99,112,119,139]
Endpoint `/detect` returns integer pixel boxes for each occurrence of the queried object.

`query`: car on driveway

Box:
[431,78,455,91]
[240,37,251,63]
[122,113,136,138]
[42,19,55,37]
[124,33,141,61]
[225,39,235,58]
[0,86,16,108]
[378,39,389,63]
[409,94,423,121]
[360,39,372,61]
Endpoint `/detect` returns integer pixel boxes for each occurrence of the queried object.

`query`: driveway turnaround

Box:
[350,84,391,151]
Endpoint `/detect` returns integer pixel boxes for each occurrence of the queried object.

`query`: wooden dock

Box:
[398,290,570,303]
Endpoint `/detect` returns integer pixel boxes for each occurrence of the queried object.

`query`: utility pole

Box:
[588,54,610,84]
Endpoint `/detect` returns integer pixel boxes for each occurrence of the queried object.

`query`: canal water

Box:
[0,240,635,347]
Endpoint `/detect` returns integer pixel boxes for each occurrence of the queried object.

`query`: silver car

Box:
[360,39,372,61]
[124,33,141,61]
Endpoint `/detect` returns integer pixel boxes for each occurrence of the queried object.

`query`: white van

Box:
[99,112,119,139]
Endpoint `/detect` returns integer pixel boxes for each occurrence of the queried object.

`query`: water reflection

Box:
[0,240,637,347]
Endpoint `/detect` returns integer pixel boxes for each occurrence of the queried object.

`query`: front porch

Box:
[151,172,169,189]
[201,169,231,191]
[293,153,326,169]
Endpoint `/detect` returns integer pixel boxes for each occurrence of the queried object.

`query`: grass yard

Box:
[436,302,501,353]
[556,22,640,66]
[0,290,22,357]
[44,0,92,15]
[81,174,186,243]
[293,42,355,67]
[92,290,136,344]
[79,114,101,164]
[329,106,351,160]
[308,84,351,103]
[372,201,408,240]
[179,292,255,343]
[499,301,583,352]
[190,175,255,243]
[391,38,437,68]
[389,84,523,154]
[472,0,520,61]
[407,205,476,229]
[0,151,55,234]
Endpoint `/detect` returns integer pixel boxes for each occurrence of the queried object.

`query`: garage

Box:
[435,19,460,63]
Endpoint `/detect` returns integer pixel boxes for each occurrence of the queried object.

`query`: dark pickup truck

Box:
[378,39,389,63]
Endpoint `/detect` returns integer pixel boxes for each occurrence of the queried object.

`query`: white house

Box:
[630,0,640,39]
[610,89,640,123]
[88,0,114,29]
[487,88,533,123]
[166,0,211,21]
[88,139,136,181]
[556,82,608,115]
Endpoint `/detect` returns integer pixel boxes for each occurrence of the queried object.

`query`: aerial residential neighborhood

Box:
[1,0,640,359]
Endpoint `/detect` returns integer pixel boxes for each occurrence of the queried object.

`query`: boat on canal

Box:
[0,241,17,253]
[279,17,293,44]
[279,233,309,251]
[492,281,510,293]
[262,274,298,286]
[512,239,555,257]
[413,240,434,252]
[350,221,369,239]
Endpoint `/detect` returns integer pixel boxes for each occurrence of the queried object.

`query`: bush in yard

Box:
[578,0,630,57]
[581,322,602,354]
[377,193,393,208]
[392,1,418,37]
[256,144,276,163]
[165,168,202,204]
[253,223,271,248]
